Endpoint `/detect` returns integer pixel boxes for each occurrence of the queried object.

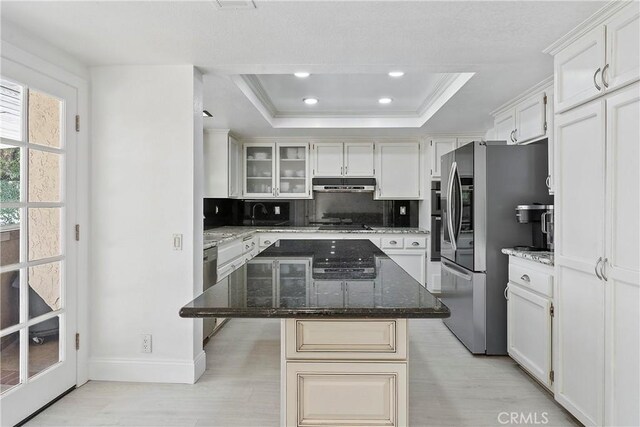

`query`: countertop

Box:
[204,225,429,249]
[501,248,554,266]
[182,239,449,319]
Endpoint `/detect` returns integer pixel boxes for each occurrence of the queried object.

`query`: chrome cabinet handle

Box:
[546,176,551,189]
[509,130,515,142]
[340,166,343,175]
[265,240,271,245]
[601,257,609,281]
[345,166,348,175]
[504,285,509,301]
[602,64,610,88]
[411,241,419,246]
[390,240,397,245]
[594,67,602,91]
[520,274,530,282]
[595,257,603,280]
[513,129,518,142]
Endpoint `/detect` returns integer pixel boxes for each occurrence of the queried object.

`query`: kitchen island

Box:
[181,239,449,427]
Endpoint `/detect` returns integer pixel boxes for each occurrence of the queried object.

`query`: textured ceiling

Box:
[1,1,607,137]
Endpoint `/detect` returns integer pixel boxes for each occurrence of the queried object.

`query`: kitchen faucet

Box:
[251,203,268,225]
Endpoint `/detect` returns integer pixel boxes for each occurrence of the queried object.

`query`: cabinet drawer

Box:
[285,319,407,360]
[217,257,242,280]
[218,239,243,265]
[404,237,426,249]
[242,236,256,253]
[509,264,553,297]
[381,237,404,249]
[285,361,407,427]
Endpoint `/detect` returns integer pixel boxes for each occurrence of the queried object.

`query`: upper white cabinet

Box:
[429,138,456,178]
[344,142,375,176]
[313,143,344,176]
[551,4,639,113]
[312,142,374,177]
[204,129,241,199]
[429,137,482,179]
[375,142,421,200]
[243,142,310,199]
[493,91,549,145]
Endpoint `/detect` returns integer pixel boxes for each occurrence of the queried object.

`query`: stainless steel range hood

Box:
[312,178,376,193]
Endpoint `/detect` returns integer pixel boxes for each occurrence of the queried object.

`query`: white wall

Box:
[89,65,205,383]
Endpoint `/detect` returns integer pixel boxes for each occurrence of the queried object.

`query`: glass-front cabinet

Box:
[243,142,310,199]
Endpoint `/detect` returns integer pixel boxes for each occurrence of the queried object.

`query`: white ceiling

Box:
[1,0,607,138]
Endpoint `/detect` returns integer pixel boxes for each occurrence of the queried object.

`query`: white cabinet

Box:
[204,129,240,198]
[554,83,639,426]
[313,142,343,176]
[429,138,456,178]
[493,91,549,145]
[243,142,310,199]
[228,136,241,198]
[344,142,374,176]
[312,142,374,177]
[494,110,516,143]
[375,142,421,199]
[553,4,639,113]
[506,258,554,390]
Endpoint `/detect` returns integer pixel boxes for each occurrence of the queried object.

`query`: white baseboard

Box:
[89,351,207,384]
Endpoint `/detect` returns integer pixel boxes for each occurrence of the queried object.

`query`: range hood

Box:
[312,178,376,193]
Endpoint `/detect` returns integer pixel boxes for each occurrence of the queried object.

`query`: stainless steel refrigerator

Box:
[440,140,551,355]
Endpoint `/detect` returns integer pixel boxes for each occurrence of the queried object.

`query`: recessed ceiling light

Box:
[203,110,213,117]
[294,72,310,78]
[388,71,405,77]
[303,97,318,105]
[378,97,393,104]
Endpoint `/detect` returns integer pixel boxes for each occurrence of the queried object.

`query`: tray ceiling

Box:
[232,72,474,128]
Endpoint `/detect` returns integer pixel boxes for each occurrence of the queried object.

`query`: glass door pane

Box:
[278,145,307,196]
[245,259,275,307]
[245,145,274,196]
[277,259,309,308]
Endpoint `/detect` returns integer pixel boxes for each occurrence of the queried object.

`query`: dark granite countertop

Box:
[182,239,449,319]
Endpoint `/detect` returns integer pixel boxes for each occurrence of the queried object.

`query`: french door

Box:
[0,59,77,426]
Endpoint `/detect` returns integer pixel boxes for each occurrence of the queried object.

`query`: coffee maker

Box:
[515,204,554,251]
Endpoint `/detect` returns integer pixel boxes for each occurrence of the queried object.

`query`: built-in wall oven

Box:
[430,181,441,261]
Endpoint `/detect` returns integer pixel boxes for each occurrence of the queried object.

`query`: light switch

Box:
[274,206,280,215]
[173,234,183,251]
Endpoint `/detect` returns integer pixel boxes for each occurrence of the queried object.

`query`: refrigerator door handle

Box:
[442,259,472,281]
[447,162,458,252]
[455,166,463,241]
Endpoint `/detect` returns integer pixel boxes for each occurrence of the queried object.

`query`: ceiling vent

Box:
[215,0,256,9]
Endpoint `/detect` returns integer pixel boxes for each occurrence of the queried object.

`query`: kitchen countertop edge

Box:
[501,248,554,266]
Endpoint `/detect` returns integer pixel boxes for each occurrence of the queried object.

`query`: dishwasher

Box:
[203,246,219,342]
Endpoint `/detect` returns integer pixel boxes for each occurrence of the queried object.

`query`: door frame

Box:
[1,41,90,390]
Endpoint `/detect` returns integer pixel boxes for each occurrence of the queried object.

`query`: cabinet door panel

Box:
[605,7,640,92]
[494,110,516,143]
[515,93,547,143]
[429,138,456,178]
[345,280,375,308]
[507,284,551,388]
[604,85,640,427]
[376,143,420,199]
[244,143,276,198]
[313,143,344,176]
[278,143,309,198]
[285,362,407,427]
[344,143,374,176]
[554,26,605,112]
[313,280,344,307]
[555,101,605,266]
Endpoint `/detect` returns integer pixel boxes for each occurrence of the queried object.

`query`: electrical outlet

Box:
[173,234,183,251]
[400,206,407,215]
[274,206,280,215]
[141,334,152,353]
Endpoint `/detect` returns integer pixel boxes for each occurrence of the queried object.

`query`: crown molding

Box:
[239,136,422,144]
[490,75,553,117]
[543,1,632,56]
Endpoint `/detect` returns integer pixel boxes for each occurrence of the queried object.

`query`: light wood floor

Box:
[25,319,579,426]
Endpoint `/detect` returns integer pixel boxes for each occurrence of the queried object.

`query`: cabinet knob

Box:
[265,240,271,245]
[390,240,397,245]
[520,274,530,282]
[411,241,419,246]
